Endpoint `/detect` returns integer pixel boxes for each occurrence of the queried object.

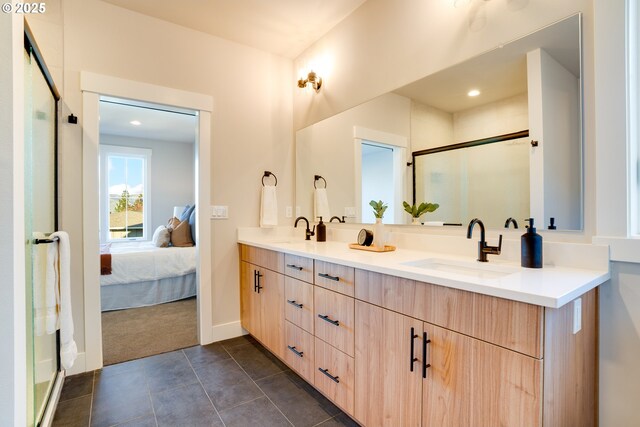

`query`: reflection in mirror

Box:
[295,14,582,230]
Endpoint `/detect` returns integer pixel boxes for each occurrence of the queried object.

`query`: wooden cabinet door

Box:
[240,261,260,338]
[355,301,423,427]
[257,266,285,359]
[422,322,542,427]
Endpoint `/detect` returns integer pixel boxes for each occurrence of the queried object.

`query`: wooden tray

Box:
[348,243,396,252]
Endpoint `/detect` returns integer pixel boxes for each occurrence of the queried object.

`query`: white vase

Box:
[373,218,386,248]
[412,218,421,225]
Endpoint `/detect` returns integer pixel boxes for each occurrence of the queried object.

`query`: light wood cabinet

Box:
[422,321,542,427]
[284,254,314,283]
[239,259,285,359]
[284,276,314,334]
[314,337,355,415]
[314,260,355,297]
[284,321,314,384]
[355,301,423,427]
[314,286,355,357]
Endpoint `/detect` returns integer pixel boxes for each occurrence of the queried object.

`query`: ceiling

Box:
[99,98,197,143]
[99,0,367,58]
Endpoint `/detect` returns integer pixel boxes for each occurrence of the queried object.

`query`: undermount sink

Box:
[401,257,520,280]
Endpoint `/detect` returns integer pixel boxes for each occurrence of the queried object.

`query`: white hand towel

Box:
[32,232,59,336]
[260,185,278,228]
[51,231,77,370]
[314,188,331,220]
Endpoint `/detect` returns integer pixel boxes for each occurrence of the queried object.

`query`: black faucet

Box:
[294,216,315,240]
[504,217,519,229]
[329,216,346,223]
[467,218,502,262]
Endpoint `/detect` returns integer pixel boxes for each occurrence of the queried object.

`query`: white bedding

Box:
[101,242,196,286]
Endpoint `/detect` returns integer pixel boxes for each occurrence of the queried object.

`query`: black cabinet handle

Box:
[318,368,340,383]
[287,345,304,358]
[255,270,263,293]
[422,332,431,379]
[287,299,303,309]
[318,273,340,281]
[286,264,304,271]
[318,314,340,326]
[410,327,419,372]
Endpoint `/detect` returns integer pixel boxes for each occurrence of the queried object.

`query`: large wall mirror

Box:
[295,13,583,231]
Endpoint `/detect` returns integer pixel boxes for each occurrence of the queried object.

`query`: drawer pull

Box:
[318,272,340,281]
[286,264,304,271]
[422,332,432,379]
[318,314,340,326]
[410,327,419,372]
[318,367,340,383]
[287,345,304,358]
[287,299,303,309]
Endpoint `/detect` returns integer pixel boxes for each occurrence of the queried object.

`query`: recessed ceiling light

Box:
[130,120,141,126]
[467,89,480,97]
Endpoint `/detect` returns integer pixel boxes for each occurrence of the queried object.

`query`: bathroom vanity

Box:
[237,232,608,427]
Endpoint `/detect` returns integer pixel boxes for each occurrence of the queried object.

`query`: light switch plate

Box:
[211,205,229,219]
[295,206,301,217]
[285,206,292,218]
[573,298,582,334]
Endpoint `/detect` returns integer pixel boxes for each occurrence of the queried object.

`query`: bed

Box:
[100,242,197,311]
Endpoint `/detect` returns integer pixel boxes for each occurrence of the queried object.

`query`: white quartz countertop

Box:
[237,237,610,309]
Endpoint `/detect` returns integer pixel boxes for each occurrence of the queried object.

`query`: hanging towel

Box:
[260,184,278,228]
[314,188,331,220]
[32,232,59,336]
[51,231,77,370]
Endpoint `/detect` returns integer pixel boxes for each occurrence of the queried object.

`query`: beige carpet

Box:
[101,298,198,366]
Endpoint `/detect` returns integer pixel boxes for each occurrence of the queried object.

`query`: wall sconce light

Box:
[297,70,322,93]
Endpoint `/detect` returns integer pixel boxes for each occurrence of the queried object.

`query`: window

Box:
[100,145,151,242]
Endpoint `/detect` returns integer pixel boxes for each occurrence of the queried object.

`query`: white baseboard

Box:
[210,321,246,343]
[64,352,87,375]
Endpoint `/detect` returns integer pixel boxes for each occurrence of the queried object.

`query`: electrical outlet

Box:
[285,206,292,218]
[345,207,356,217]
[295,206,301,217]
[573,298,582,334]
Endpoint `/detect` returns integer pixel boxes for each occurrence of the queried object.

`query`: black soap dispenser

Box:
[316,217,326,242]
[521,218,542,268]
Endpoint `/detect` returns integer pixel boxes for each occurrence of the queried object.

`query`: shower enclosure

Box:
[24,24,63,426]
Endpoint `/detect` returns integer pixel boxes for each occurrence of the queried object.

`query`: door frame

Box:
[353,126,409,224]
[81,72,213,372]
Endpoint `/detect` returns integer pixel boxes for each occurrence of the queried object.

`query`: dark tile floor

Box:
[52,335,359,427]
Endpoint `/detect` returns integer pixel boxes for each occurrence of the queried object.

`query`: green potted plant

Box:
[369,200,388,247]
[403,201,439,225]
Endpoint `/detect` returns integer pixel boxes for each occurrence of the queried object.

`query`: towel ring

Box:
[314,175,327,189]
[262,171,278,186]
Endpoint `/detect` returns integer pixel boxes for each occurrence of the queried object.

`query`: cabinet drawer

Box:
[284,254,314,283]
[315,337,355,416]
[240,244,284,273]
[284,321,314,385]
[285,277,314,334]
[355,269,543,358]
[314,260,355,297]
[314,287,355,357]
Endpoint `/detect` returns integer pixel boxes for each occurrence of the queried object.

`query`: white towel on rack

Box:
[314,188,331,221]
[51,231,77,370]
[32,232,59,336]
[260,185,278,228]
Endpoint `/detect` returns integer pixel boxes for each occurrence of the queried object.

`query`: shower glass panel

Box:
[24,45,58,426]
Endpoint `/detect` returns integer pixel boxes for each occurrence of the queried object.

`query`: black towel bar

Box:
[34,236,59,245]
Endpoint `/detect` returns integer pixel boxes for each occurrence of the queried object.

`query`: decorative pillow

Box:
[180,204,195,222]
[170,219,194,247]
[188,208,196,244]
[167,216,181,230]
[152,225,170,248]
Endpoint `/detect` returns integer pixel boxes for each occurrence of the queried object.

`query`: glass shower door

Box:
[24,44,59,427]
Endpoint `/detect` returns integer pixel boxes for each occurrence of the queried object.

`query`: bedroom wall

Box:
[50,0,293,367]
[99,134,196,232]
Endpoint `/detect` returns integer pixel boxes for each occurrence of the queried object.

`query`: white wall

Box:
[410,102,453,152]
[32,0,294,364]
[100,134,195,232]
[1,12,27,427]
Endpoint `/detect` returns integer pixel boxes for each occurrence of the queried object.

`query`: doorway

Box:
[81,73,213,372]
[361,143,395,223]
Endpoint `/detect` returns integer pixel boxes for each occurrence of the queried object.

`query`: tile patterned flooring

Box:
[52,335,359,427]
